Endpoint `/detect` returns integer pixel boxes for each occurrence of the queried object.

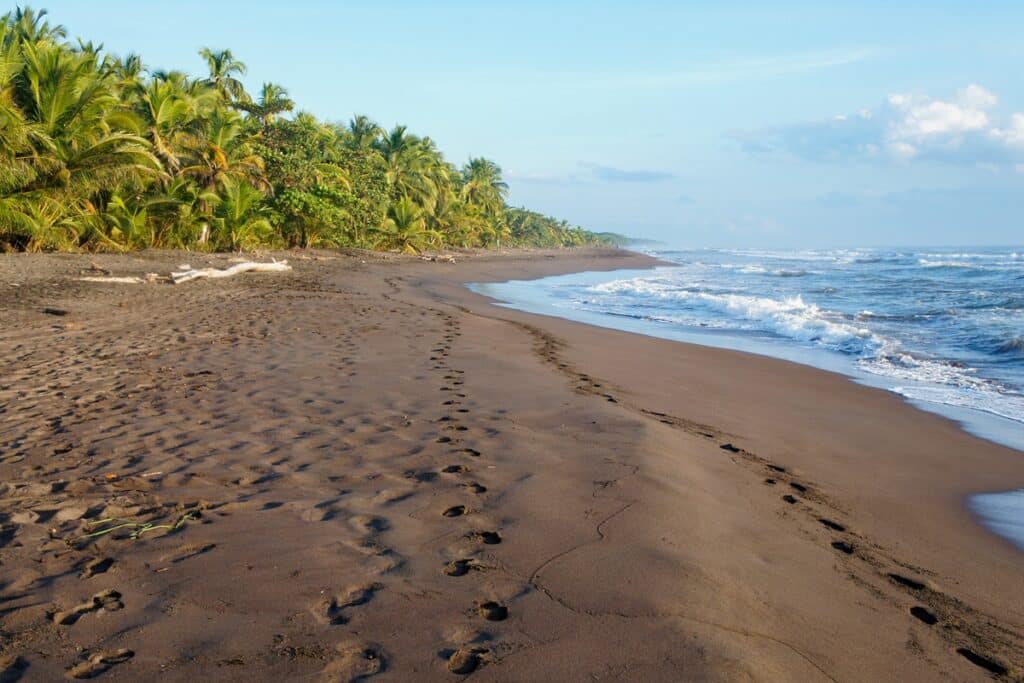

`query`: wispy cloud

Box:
[535,48,879,90]
[438,48,878,92]
[579,162,675,183]
[507,163,677,185]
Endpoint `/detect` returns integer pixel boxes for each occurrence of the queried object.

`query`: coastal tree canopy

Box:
[0,7,613,253]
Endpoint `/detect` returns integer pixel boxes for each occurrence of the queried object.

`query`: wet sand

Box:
[0,247,1021,682]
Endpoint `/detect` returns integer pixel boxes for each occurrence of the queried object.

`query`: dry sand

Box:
[0,247,1021,682]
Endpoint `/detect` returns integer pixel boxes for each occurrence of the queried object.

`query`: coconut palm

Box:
[133,77,195,174]
[345,114,382,150]
[18,43,157,190]
[372,195,440,254]
[235,82,293,126]
[461,157,508,217]
[2,7,65,46]
[180,108,266,193]
[373,126,441,208]
[2,40,158,249]
[210,180,272,250]
[199,47,248,103]
[104,52,144,94]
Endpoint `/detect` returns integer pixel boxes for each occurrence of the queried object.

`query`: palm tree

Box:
[104,52,144,93]
[372,196,440,254]
[5,40,159,248]
[199,47,248,103]
[210,180,272,250]
[345,114,382,149]
[461,157,508,217]
[2,7,66,46]
[374,125,440,208]
[235,82,293,126]
[180,108,267,194]
[134,77,195,174]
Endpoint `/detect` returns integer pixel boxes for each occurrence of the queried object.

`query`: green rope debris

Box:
[82,512,197,540]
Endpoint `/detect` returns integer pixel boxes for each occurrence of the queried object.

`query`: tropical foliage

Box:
[0,7,612,253]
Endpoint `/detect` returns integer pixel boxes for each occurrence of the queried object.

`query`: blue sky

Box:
[37,1,1024,247]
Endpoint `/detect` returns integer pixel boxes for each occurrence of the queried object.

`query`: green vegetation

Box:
[0,7,612,253]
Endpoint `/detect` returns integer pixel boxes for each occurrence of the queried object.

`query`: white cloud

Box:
[888,85,993,140]
[735,84,1024,168]
[960,84,998,109]
[890,141,917,159]
[991,113,1024,146]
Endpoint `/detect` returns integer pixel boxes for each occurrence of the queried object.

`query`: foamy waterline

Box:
[588,275,1023,427]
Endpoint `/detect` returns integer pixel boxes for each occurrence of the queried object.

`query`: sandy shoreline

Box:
[0,247,1021,681]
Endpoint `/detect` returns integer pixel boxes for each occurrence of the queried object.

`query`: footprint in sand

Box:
[78,557,114,579]
[444,559,484,577]
[317,583,383,625]
[66,648,134,679]
[442,465,468,474]
[443,505,468,518]
[819,518,846,532]
[831,541,855,555]
[343,540,404,575]
[321,642,385,681]
[1,655,27,681]
[467,531,501,545]
[348,515,389,535]
[445,648,488,675]
[956,648,1008,676]
[910,606,937,625]
[459,482,487,494]
[888,573,926,591]
[475,601,508,621]
[52,589,123,625]
[781,495,797,505]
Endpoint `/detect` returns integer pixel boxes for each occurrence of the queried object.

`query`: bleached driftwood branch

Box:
[170,260,290,284]
[76,261,291,285]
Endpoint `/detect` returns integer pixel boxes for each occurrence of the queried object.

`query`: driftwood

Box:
[76,261,290,285]
[419,254,456,263]
[170,260,290,284]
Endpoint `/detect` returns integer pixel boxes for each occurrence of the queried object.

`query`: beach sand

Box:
[0,247,1021,681]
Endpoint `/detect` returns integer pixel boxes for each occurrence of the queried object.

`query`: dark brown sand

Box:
[0,247,1021,682]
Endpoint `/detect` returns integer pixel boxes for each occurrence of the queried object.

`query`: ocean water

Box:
[471,246,1024,549]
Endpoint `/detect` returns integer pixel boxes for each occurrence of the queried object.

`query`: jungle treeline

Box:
[0,8,616,253]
